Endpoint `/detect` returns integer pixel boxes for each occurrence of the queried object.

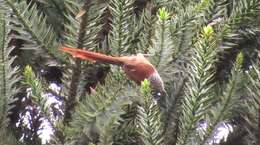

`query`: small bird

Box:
[60,46,166,98]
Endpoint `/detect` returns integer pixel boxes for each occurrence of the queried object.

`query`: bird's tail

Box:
[60,46,124,65]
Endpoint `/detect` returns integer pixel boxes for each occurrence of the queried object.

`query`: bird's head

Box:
[152,88,167,100]
[147,71,166,100]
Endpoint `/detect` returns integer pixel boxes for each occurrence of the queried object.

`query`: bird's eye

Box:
[157,92,161,96]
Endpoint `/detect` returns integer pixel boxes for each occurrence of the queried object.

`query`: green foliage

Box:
[109,0,135,54]
[135,9,156,53]
[216,0,260,58]
[137,79,164,145]
[63,0,105,49]
[0,129,24,145]
[0,13,22,145]
[22,65,50,117]
[177,25,217,145]
[158,7,170,20]
[65,72,134,144]
[239,62,259,145]
[0,0,64,65]
[150,8,174,82]
[229,0,260,26]
[202,52,245,144]
[29,0,67,35]
[0,0,259,145]
[170,0,211,57]
[61,0,108,124]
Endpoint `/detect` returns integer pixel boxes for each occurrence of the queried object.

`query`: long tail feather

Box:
[60,46,124,65]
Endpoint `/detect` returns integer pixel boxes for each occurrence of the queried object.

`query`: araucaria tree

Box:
[0,0,259,145]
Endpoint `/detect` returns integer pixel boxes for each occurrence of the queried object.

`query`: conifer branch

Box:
[62,0,105,124]
[113,102,139,145]
[229,0,260,25]
[22,65,65,143]
[246,64,260,102]
[63,1,90,124]
[177,25,217,145]
[170,0,211,52]
[150,8,174,83]
[218,0,260,51]
[164,78,187,145]
[0,13,20,129]
[137,80,164,145]
[135,9,155,53]
[22,66,50,118]
[109,0,134,54]
[0,13,22,145]
[169,0,215,86]
[238,63,259,145]
[66,72,132,144]
[98,117,117,145]
[202,52,244,145]
[0,0,64,63]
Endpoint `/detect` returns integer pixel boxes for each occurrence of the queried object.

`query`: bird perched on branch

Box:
[60,46,166,98]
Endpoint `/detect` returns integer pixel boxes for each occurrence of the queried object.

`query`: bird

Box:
[60,46,166,98]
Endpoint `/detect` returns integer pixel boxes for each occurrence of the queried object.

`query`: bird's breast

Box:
[122,62,155,84]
